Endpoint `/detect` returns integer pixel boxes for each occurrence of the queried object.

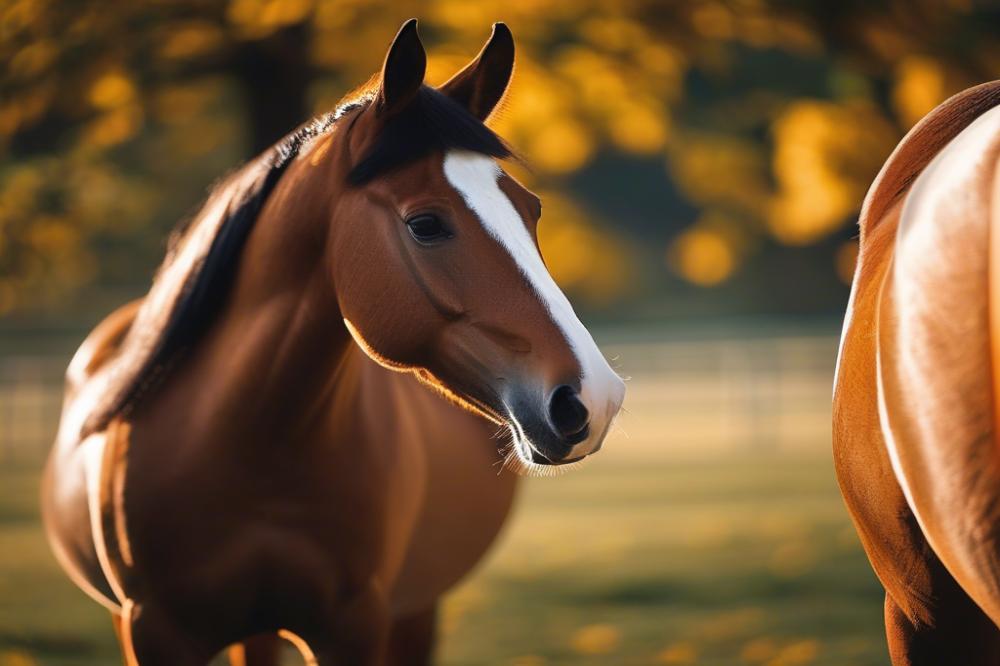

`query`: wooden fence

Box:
[0,332,839,462]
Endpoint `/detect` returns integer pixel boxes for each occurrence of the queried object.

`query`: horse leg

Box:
[292,583,390,666]
[120,599,213,666]
[384,605,438,666]
[885,593,1000,665]
[227,635,283,666]
[111,611,129,663]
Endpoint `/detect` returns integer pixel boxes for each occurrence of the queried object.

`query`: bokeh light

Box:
[5,0,986,316]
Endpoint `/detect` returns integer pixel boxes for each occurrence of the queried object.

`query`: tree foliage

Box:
[1,0,995,318]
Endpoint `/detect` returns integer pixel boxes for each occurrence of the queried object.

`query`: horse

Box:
[834,80,1000,664]
[41,19,625,665]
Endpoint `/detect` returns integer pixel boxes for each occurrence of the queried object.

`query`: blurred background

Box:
[1,0,996,664]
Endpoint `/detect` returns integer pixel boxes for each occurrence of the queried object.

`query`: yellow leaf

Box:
[0,649,38,666]
[159,22,225,60]
[769,99,895,244]
[80,106,143,148]
[668,226,737,287]
[526,118,594,174]
[740,637,777,663]
[765,639,820,666]
[89,71,136,110]
[657,641,698,664]
[608,103,670,154]
[10,40,57,79]
[569,623,621,655]
[892,55,947,128]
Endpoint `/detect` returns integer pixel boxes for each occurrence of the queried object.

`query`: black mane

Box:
[156,110,342,353]
[83,88,511,436]
[82,111,344,435]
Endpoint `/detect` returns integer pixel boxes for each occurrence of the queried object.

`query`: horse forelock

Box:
[346,85,513,185]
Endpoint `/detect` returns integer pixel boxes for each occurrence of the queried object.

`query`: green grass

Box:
[0,455,887,665]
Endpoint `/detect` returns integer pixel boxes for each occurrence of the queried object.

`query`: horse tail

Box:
[874,84,1000,627]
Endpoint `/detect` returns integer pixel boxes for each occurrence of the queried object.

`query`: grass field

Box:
[0,454,888,666]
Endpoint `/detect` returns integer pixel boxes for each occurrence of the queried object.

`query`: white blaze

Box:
[442,150,625,459]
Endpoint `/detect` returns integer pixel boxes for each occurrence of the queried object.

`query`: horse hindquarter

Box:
[834,85,1000,663]
[834,201,998,665]
[876,104,1000,626]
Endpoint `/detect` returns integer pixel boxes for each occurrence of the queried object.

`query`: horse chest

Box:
[111,408,428,614]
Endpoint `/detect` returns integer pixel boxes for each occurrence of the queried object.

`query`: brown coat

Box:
[834,81,1000,664]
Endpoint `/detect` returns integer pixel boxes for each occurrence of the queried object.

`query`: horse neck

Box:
[178,166,362,442]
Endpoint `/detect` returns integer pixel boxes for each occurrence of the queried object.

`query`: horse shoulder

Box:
[65,299,144,398]
[43,300,145,616]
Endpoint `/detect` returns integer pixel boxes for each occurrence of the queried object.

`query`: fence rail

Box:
[0,354,67,462]
[0,333,840,462]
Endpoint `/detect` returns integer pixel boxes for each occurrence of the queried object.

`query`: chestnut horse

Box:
[834,80,1000,664]
[42,20,624,665]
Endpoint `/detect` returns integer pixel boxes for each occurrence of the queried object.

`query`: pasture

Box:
[0,455,887,666]
[0,331,889,665]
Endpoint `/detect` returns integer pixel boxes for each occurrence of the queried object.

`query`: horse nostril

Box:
[548,385,590,444]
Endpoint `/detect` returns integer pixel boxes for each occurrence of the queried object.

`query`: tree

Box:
[0,0,992,319]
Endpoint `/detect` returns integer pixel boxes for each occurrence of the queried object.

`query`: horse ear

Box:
[440,23,514,121]
[377,18,426,117]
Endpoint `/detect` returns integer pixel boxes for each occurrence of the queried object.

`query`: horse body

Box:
[835,81,1000,664]
[43,20,624,665]
[47,290,514,659]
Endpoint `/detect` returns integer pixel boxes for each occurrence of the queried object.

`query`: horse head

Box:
[307,20,626,469]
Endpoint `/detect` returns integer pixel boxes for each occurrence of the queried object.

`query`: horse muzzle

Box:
[504,378,624,466]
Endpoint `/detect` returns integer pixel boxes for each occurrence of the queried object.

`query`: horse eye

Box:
[405,214,452,244]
